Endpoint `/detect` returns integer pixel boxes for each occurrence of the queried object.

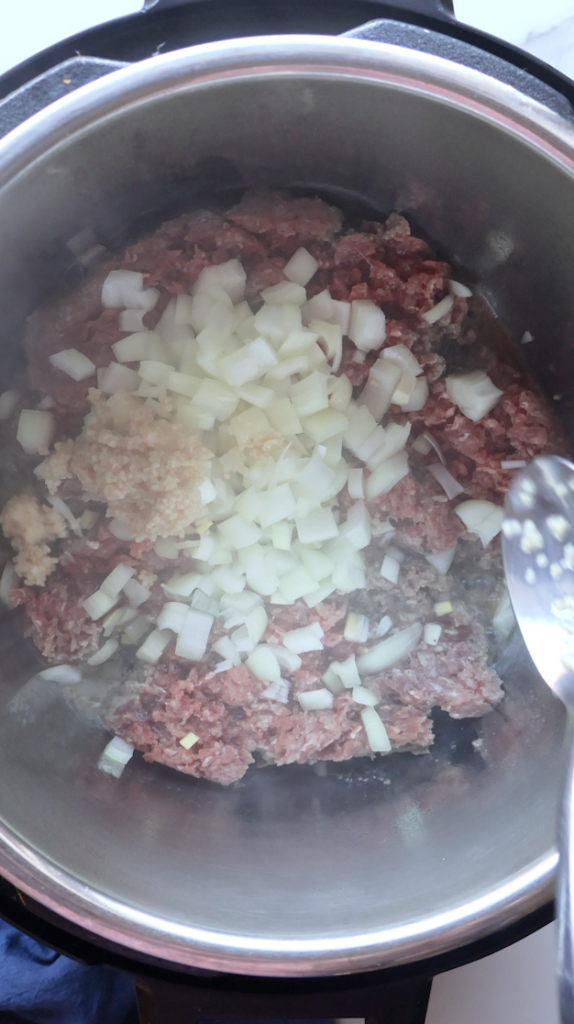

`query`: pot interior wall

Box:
[0,66,569,967]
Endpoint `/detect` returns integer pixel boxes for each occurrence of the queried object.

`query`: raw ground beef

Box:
[1,189,563,785]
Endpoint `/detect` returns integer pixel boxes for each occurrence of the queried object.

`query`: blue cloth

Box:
[0,918,135,1024]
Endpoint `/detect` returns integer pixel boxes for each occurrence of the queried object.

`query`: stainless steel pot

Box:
[0,29,572,979]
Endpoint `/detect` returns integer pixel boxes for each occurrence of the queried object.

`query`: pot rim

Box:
[0,33,569,976]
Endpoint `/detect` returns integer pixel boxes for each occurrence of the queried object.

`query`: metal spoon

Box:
[503,454,574,1024]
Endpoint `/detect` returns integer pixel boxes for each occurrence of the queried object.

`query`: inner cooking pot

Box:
[0,34,571,978]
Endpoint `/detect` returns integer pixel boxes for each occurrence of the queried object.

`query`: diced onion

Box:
[278,568,320,602]
[391,370,417,406]
[175,609,213,661]
[214,659,234,674]
[194,260,246,305]
[102,270,144,308]
[422,294,454,324]
[322,666,346,695]
[361,707,392,752]
[49,348,96,382]
[119,309,148,333]
[428,463,465,499]
[302,290,335,325]
[376,615,393,637]
[492,586,516,639]
[401,377,429,413]
[343,612,369,643]
[348,300,386,352]
[99,736,134,776]
[352,685,379,706]
[82,589,119,621]
[246,646,281,682]
[156,601,189,634]
[434,601,453,616]
[380,555,400,584]
[261,678,290,703]
[348,468,364,499]
[328,299,352,335]
[382,345,423,377]
[449,280,472,298]
[340,501,371,550]
[412,433,432,456]
[16,410,55,455]
[446,370,503,422]
[357,622,422,675]
[358,358,402,423]
[365,451,410,499]
[284,247,319,286]
[101,563,136,598]
[283,623,324,654]
[332,654,362,689]
[87,639,120,665]
[245,606,268,646]
[455,499,504,546]
[0,390,20,420]
[108,518,135,541]
[153,538,179,560]
[0,561,17,605]
[218,515,262,550]
[123,614,151,643]
[47,494,82,536]
[261,281,307,306]
[98,363,139,395]
[423,623,442,646]
[425,547,456,575]
[291,371,329,417]
[39,664,82,683]
[123,578,152,607]
[298,688,334,711]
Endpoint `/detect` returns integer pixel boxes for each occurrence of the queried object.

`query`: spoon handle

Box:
[558,714,574,1023]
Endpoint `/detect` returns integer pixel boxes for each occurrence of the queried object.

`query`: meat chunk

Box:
[10,577,102,662]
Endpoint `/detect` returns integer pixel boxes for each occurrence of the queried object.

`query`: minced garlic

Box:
[0,493,68,586]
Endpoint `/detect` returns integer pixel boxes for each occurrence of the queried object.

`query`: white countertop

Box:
[0,2,570,1021]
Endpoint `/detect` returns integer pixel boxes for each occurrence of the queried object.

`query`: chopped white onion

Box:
[376,615,393,637]
[380,555,400,585]
[16,410,55,455]
[47,494,82,536]
[284,247,319,286]
[156,601,189,634]
[214,659,234,674]
[123,614,151,643]
[175,609,213,661]
[322,666,346,695]
[87,639,119,665]
[348,300,386,352]
[278,567,320,602]
[179,731,200,749]
[108,518,135,541]
[0,390,20,420]
[218,515,262,550]
[119,309,148,333]
[434,601,453,617]
[449,280,472,298]
[357,622,422,675]
[246,646,281,682]
[153,537,179,560]
[425,546,457,575]
[123,578,152,607]
[136,627,172,664]
[382,345,423,377]
[82,589,119,621]
[283,623,324,654]
[298,688,334,711]
[295,507,339,545]
[428,463,465,499]
[358,357,402,423]
[261,678,290,703]
[194,260,246,305]
[422,293,454,324]
[261,281,307,306]
[411,433,432,456]
[348,467,364,499]
[302,289,335,325]
[365,451,410,499]
[361,706,392,752]
[423,623,442,646]
[291,371,330,417]
[339,501,371,550]
[328,299,352,335]
[102,270,144,308]
[98,363,139,395]
[343,612,369,643]
[39,664,82,683]
[244,606,268,646]
[401,377,429,413]
[112,333,152,363]
[455,499,504,546]
[446,370,503,422]
[101,563,136,598]
[213,636,242,666]
[49,348,96,382]
[492,586,516,639]
[351,685,378,706]
[99,736,134,776]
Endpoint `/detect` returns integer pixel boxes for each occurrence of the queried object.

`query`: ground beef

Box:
[10,577,102,662]
[367,473,464,554]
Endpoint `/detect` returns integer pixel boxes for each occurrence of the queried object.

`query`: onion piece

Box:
[449,280,473,298]
[446,370,503,422]
[220,591,263,615]
[100,563,136,598]
[422,294,454,324]
[423,623,442,646]
[175,609,213,661]
[295,508,339,545]
[16,410,55,455]
[411,433,432,456]
[365,451,410,499]
[261,678,290,703]
[101,270,144,308]
[194,260,246,305]
[348,300,386,352]
[309,319,343,372]
[214,659,234,674]
[284,247,319,286]
[39,664,82,683]
[376,615,393,637]
[156,601,189,634]
[343,612,369,643]
[213,636,242,667]
[492,586,516,639]
[298,688,334,711]
[455,499,504,546]
[344,406,379,454]
[218,515,262,550]
[291,371,330,417]
[348,467,364,499]
[357,622,422,675]
[87,639,119,666]
[123,578,152,607]
[328,299,352,335]
[301,289,335,325]
[401,377,429,413]
[425,546,457,575]
[330,654,362,689]
[82,589,120,621]
[98,737,134,777]
[261,281,307,306]
[283,623,324,654]
[358,358,401,422]
[246,646,281,682]
[434,601,453,617]
[428,463,465,499]
[98,363,139,395]
[380,554,400,584]
[119,309,148,333]
[322,666,346,695]
[391,369,417,406]
[245,606,268,646]
[382,345,423,377]
[278,567,320,602]
[123,615,151,644]
[136,627,172,664]
[49,348,96,382]
[352,685,378,706]
[361,706,392,752]
[47,494,82,537]
[0,390,20,421]
[108,518,135,542]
